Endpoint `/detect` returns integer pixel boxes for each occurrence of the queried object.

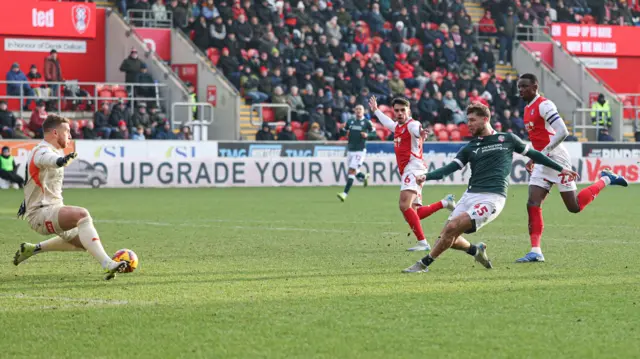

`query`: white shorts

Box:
[400,171,423,206]
[347,151,365,170]
[530,162,577,192]
[26,205,78,241]
[448,191,506,233]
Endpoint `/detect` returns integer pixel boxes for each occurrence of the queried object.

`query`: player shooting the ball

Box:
[13,114,130,280]
[403,103,579,273]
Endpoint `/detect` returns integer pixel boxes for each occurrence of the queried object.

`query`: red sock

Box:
[527,206,543,248]
[577,179,607,212]
[403,208,425,241]
[417,201,444,219]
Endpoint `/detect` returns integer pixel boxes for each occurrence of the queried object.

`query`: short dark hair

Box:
[391,97,410,107]
[519,73,538,84]
[466,103,491,118]
[42,114,70,133]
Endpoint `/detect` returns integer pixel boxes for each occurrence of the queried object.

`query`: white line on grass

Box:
[0,294,130,305]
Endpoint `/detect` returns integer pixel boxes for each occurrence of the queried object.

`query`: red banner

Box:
[135,28,171,62]
[550,23,640,57]
[522,42,554,67]
[171,64,198,89]
[0,1,97,39]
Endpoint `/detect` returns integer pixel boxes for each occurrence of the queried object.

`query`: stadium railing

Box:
[126,9,173,29]
[171,102,214,140]
[249,103,291,129]
[1,80,168,115]
[512,25,625,141]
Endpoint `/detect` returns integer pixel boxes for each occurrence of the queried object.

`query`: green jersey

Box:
[454,132,529,197]
[344,117,374,152]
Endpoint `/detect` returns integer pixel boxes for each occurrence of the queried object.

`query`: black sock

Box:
[466,244,478,256]
[343,177,354,194]
[355,172,365,181]
[421,254,434,267]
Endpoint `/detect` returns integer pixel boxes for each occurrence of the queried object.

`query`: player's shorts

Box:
[347,151,365,170]
[530,158,577,192]
[448,191,506,233]
[400,171,424,206]
[26,205,78,241]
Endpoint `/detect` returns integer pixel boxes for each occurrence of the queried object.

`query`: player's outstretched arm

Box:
[369,96,396,131]
[35,149,78,169]
[420,162,462,181]
[525,148,579,179]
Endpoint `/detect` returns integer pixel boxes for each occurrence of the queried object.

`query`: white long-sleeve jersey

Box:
[23,141,65,215]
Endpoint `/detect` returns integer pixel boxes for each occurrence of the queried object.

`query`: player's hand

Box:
[56,152,78,167]
[368,96,378,112]
[525,159,534,174]
[420,127,430,140]
[416,174,426,185]
[560,168,580,182]
[361,132,368,138]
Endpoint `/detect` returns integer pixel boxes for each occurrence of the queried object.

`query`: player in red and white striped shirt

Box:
[370,96,455,251]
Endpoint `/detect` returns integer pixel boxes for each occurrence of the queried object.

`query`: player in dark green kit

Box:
[337,105,375,202]
[403,103,579,273]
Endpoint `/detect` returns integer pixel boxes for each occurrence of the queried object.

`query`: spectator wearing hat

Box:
[109,100,131,129]
[44,50,63,100]
[310,104,326,132]
[28,101,47,138]
[131,102,151,130]
[240,67,268,103]
[307,122,327,141]
[278,123,297,141]
[6,63,35,110]
[119,49,144,85]
[113,120,131,140]
[0,101,17,138]
[94,102,113,139]
[255,122,275,141]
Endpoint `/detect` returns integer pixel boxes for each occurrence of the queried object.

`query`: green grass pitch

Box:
[0,185,639,358]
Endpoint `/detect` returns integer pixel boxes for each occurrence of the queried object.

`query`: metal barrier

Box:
[126,9,173,28]
[1,80,168,117]
[170,102,214,141]
[571,108,612,141]
[249,103,291,128]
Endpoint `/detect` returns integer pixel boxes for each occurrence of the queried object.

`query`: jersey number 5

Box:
[475,205,489,216]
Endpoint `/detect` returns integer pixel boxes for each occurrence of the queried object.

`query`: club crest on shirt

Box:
[498,135,504,142]
[531,109,535,115]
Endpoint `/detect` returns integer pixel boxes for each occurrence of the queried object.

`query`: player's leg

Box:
[354,152,369,187]
[560,169,628,213]
[57,206,128,279]
[415,193,457,220]
[12,233,84,266]
[517,164,551,262]
[337,152,362,201]
[400,188,432,251]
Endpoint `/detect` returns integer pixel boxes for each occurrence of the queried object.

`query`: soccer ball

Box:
[112,249,139,273]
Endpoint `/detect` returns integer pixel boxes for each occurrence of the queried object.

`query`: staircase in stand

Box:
[239,102,258,140]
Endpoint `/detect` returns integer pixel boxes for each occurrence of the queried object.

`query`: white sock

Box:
[530,247,542,254]
[36,236,84,253]
[417,239,428,246]
[601,176,611,186]
[77,217,113,269]
[440,199,448,207]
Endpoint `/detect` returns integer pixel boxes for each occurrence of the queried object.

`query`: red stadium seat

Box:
[433,123,445,133]
[261,107,275,122]
[376,129,385,140]
[446,123,457,133]
[302,121,310,132]
[437,131,449,141]
[291,121,302,130]
[450,130,461,141]
[293,128,306,140]
[378,104,391,113]
[458,123,471,138]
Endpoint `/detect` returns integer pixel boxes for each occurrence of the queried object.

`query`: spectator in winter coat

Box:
[307,122,327,141]
[153,121,177,139]
[44,50,63,98]
[119,49,144,84]
[28,101,47,138]
[131,103,151,129]
[0,101,17,138]
[82,121,97,140]
[113,120,131,140]
[131,125,146,140]
[278,123,297,141]
[255,123,275,141]
[94,102,113,139]
[6,63,35,109]
[389,71,406,98]
[109,100,131,129]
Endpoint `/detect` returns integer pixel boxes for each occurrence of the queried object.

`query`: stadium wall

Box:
[1,140,638,189]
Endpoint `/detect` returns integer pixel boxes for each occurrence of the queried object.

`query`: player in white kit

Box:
[12,114,129,280]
